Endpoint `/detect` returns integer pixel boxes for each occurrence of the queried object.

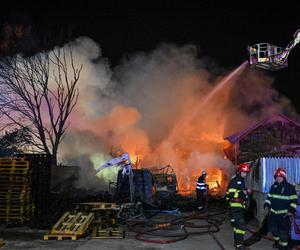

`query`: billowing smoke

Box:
[52,37,297,192]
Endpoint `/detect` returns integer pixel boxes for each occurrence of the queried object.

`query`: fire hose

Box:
[126,207,226,249]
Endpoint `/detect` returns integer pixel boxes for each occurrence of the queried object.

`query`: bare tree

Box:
[0,45,82,165]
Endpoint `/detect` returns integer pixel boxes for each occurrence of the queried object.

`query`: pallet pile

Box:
[92,216,125,239]
[43,212,94,240]
[17,154,51,228]
[0,158,33,224]
[77,202,125,239]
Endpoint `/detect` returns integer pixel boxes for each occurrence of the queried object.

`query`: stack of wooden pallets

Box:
[73,202,125,239]
[0,158,33,224]
[92,225,125,239]
[43,212,94,240]
[92,220,125,239]
[82,202,125,239]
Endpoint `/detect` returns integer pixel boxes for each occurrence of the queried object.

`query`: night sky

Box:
[1,2,300,111]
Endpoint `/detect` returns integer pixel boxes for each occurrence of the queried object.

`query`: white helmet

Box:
[202,170,207,175]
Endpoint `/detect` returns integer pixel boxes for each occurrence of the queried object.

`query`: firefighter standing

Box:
[196,170,208,210]
[264,167,298,250]
[226,163,251,250]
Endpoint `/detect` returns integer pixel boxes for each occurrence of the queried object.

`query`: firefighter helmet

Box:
[274,167,286,179]
[237,163,250,173]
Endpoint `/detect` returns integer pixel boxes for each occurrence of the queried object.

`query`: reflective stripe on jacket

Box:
[226,174,248,209]
[196,175,207,191]
[264,180,298,214]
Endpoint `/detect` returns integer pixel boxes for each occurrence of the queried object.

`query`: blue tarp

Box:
[260,157,300,193]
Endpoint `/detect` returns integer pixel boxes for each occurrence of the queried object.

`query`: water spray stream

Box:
[152,61,248,161]
[200,61,248,107]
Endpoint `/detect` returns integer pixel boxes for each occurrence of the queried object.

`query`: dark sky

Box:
[1,2,300,111]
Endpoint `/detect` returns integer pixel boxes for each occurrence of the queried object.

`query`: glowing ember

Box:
[206,169,223,195]
[177,168,227,196]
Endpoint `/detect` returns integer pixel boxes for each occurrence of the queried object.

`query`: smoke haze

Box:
[33,37,300,192]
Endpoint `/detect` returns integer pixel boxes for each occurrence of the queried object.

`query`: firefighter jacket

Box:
[226,174,248,209]
[264,180,298,215]
[196,175,207,192]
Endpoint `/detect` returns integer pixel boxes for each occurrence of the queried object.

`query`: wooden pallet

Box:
[0,176,31,180]
[93,217,116,226]
[0,165,29,170]
[43,234,79,241]
[0,204,33,211]
[0,213,32,218]
[0,165,29,171]
[0,184,30,188]
[0,201,31,206]
[44,212,94,240]
[0,157,28,162]
[92,226,125,239]
[0,209,33,218]
[0,216,29,223]
[0,175,30,181]
[77,202,120,211]
[0,194,31,201]
[0,158,29,164]
[0,188,30,193]
[0,169,30,175]
[0,182,31,187]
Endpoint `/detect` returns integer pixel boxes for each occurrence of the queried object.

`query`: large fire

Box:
[114,109,232,195]
[64,59,246,194]
[179,168,226,196]
[55,41,283,193]
[0,36,290,194]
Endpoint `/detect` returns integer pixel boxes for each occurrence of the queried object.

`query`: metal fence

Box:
[260,157,300,193]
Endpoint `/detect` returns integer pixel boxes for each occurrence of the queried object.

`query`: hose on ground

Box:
[126,206,226,248]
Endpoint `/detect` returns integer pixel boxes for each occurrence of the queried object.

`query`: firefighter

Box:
[226,163,251,250]
[264,167,298,250]
[196,170,207,210]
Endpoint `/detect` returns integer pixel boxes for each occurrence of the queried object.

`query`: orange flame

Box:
[66,60,251,194]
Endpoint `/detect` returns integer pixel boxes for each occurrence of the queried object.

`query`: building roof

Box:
[224,113,300,144]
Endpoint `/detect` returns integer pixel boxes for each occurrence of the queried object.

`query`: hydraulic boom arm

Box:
[277,28,300,62]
